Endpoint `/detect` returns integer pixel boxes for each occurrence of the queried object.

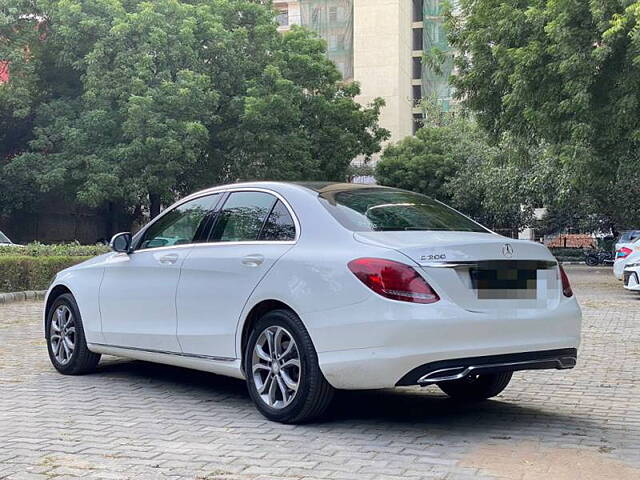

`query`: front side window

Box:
[139,194,220,250]
[319,187,488,233]
[210,192,277,242]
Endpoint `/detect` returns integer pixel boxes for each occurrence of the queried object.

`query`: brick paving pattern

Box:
[1,265,639,479]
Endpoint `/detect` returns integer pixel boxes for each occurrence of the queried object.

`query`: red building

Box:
[0,61,8,83]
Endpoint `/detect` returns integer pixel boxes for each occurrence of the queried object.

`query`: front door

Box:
[177,191,297,358]
[100,193,221,351]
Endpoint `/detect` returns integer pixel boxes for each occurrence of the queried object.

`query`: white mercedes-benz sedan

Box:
[44,182,581,423]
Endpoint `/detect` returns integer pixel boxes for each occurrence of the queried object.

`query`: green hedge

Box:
[0,256,93,293]
[0,242,110,257]
[548,248,585,260]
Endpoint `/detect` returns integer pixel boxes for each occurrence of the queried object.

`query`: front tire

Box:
[438,372,512,401]
[585,255,599,266]
[244,309,334,424]
[46,293,101,375]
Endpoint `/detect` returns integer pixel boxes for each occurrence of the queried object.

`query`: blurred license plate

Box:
[470,263,538,300]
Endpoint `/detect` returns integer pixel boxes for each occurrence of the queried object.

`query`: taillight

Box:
[348,258,440,304]
[559,264,573,298]
[617,247,632,259]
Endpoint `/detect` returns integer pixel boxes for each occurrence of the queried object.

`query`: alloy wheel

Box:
[251,326,301,409]
[50,305,76,365]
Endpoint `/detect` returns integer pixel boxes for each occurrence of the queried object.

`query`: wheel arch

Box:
[44,284,73,327]
[239,299,301,371]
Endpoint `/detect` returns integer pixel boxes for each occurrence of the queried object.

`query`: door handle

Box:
[158,253,179,265]
[242,254,264,267]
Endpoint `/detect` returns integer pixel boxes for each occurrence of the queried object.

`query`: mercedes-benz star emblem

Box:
[502,244,514,258]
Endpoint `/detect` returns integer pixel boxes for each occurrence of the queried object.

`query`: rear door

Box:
[176,190,297,359]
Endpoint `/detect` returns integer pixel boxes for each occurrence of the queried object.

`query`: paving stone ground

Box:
[1,265,639,480]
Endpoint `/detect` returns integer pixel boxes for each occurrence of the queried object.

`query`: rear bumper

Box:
[309,295,581,390]
[396,348,577,386]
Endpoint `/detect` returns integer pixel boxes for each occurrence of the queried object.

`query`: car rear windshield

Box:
[319,188,489,233]
[620,231,640,243]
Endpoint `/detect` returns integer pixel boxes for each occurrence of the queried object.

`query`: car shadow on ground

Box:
[93,357,599,436]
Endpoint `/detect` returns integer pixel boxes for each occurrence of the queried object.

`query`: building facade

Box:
[274,0,455,159]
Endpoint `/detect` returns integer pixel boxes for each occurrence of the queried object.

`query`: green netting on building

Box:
[423,0,455,111]
[300,0,354,80]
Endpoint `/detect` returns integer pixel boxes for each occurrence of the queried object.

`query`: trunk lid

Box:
[354,231,561,312]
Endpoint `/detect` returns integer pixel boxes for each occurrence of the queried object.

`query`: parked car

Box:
[623,262,640,291]
[0,230,18,246]
[614,240,640,280]
[44,182,582,423]
[615,230,640,252]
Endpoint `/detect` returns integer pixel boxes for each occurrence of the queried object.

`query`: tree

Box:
[0,0,51,216]
[447,0,640,231]
[232,26,388,183]
[375,110,536,231]
[376,114,487,205]
[1,0,388,227]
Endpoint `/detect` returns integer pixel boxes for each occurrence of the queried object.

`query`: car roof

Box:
[188,181,388,198]
[292,182,387,194]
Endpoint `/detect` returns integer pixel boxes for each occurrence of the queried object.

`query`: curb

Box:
[0,290,46,305]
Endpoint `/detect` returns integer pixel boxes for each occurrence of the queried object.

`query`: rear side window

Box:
[210,192,277,242]
[319,187,488,233]
[259,200,296,241]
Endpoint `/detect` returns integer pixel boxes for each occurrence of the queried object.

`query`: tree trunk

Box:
[103,201,117,242]
[149,192,161,219]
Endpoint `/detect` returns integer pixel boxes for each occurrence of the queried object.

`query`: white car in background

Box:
[615,230,640,252]
[44,182,582,423]
[614,240,640,280]
[623,262,640,291]
[0,230,18,246]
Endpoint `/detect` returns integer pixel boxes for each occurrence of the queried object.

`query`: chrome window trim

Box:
[132,187,300,252]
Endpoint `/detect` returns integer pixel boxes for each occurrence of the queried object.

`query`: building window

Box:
[276,8,289,27]
[413,85,422,105]
[328,34,338,51]
[329,6,338,23]
[412,57,422,80]
[413,0,424,22]
[413,113,424,135]
[413,28,423,51]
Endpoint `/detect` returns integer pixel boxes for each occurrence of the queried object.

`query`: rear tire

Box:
[438,372,512,401]
[244,309,334,424]
[46,293,101,375]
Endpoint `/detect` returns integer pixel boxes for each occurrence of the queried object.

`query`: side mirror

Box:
[110,232,132,253]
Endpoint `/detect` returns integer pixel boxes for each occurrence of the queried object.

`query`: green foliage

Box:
[235,27,389,182]
[0,256,92,292]
[376,115,486,203]
[548,248,588,260]
[448,0,640,232]
[376,115,535,231]
[0,242,110,257]
[0,0,388,221]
